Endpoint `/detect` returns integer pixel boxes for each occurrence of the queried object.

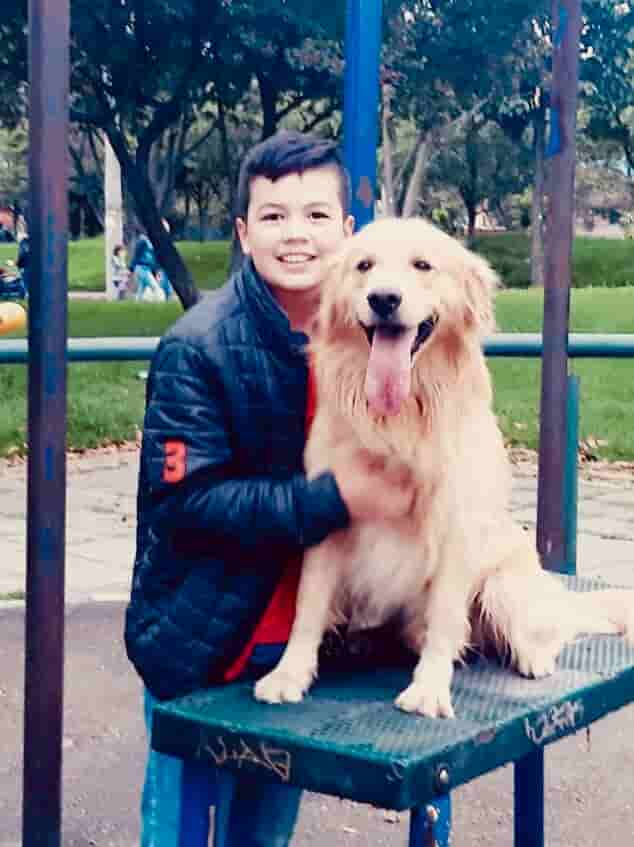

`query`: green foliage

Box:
[581,0,634,168]
[0,125,27,213]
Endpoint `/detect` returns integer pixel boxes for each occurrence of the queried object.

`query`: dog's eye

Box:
[356,259,374,273]
[413,259,432,271]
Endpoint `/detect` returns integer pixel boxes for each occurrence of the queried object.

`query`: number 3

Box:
[163,440,186,483]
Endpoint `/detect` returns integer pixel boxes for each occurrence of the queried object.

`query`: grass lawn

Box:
[3,231,634,293]
[0,237,231,292]
[1,287,633,461]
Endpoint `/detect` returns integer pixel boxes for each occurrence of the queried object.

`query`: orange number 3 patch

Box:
[163,440,187,483]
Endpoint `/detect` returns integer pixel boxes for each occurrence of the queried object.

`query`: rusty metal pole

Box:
[536,0,581,573]
[23,1,69,845]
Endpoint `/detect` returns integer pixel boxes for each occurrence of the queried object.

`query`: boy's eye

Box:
[356,258,374,272]
[261,212,283,222]
[310,211,330,220]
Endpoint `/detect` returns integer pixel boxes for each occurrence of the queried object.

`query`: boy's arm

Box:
[142,338,350,550]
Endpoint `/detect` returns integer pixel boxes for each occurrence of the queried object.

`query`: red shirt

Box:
[223,365,317,681]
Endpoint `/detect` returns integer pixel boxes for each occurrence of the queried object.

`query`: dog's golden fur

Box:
[254,217,634,717]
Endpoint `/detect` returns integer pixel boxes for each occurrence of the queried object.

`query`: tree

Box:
[380,0,540,218]
[0,124,28,230]
[429,118,530,241]
[582,0,634,173]
[2,0,346,307]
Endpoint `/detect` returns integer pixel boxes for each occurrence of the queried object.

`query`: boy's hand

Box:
[333,449,416,522]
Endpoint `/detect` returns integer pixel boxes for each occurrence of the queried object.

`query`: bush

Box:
[473,232,634,289]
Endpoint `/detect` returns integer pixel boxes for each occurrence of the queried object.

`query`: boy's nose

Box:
[281,218,308,240]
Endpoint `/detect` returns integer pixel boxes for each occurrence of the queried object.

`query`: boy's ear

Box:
[343,215,355,238]
[235,218,250,255]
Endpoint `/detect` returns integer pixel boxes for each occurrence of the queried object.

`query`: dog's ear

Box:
[462,253,499,335]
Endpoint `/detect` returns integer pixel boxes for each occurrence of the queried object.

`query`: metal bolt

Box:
[425,804,439,824]
[435,765,451,790]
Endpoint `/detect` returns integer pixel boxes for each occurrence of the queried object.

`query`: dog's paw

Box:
[394,682,455,719]
[514,642,558,679]
[254,669,311,704]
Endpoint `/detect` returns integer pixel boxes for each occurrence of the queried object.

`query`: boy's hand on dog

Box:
[333,449,415,522]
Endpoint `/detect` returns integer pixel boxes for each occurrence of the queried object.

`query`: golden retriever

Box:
[254,216,634,718]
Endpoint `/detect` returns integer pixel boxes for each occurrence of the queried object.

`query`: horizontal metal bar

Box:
[0,336,160,363]
[0,333,634,365]
[484,333,634,358]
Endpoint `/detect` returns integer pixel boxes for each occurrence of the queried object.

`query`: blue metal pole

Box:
[514,750,545,847]
[564,374,579,574]
[343,0,382,229]
[23,1,69,845]
[409,795,452,847]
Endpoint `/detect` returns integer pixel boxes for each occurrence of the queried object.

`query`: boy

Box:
[125,130,414,846]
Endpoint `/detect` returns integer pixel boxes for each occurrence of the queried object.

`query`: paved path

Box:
[1,448,633,604]
[1,449,633,846]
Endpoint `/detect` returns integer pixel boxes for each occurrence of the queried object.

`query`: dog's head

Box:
[317,217,499,417]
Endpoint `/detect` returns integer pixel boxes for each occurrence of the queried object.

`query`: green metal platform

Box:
[152,579,634,812]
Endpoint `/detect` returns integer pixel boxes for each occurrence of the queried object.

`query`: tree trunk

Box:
[530,109,546,287]
[381,85,396,217]
[217,96,236,218]
[104,137,123,300]
[467,204,477,244]
[256,71,279,140]
[126,158,199,307]
[107,126,200,309]
[401,136,431,218]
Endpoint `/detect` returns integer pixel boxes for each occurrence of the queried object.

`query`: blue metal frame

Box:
[15,0,602,845]
[23,3,69,846]
[344,0,382,228]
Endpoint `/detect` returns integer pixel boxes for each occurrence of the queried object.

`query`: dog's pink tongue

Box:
[365,327,417,416]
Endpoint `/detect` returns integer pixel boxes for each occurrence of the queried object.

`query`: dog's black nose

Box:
[367,290,402,320]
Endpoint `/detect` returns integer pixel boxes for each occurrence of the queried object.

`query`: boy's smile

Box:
[236,168,354,295]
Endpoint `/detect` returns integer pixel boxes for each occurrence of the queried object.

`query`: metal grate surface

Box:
[153,577,634,809]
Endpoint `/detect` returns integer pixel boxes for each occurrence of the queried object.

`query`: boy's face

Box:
[236,167,354,293]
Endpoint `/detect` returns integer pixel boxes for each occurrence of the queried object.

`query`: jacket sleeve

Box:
[141,337,350,551]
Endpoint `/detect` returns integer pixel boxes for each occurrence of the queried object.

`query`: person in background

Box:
[129,234,164,302]
[16,235,30,294]
[111,244,130,300]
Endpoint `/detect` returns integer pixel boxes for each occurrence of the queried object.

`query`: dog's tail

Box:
[566,586,634,640]
[474,547,634,676]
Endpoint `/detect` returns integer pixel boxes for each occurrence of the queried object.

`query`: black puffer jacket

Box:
[124,260,349,700]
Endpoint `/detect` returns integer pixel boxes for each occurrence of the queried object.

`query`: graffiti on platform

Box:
[524,700,584,746]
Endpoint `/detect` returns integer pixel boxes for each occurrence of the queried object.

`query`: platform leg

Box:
[178,760,216,847]
[408,793,451,847]
[514,749,544,847]
[211,770,239,847]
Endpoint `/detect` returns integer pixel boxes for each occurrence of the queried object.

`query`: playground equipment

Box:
[14,0,634,846]
[0,302,26,335]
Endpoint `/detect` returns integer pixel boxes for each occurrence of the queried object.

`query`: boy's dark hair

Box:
[235,130,351,219]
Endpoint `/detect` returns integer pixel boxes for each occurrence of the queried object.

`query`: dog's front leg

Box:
[396,564,470,719]
[254,540,340,704]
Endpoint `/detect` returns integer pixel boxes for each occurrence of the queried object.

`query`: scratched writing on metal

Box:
[524,700,584,746]
[197,733,292,782]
